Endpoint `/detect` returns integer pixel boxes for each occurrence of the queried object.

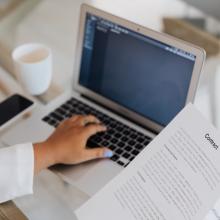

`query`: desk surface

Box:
[0,0,220,219]
[0,126,218,220]
[14,170,88,220]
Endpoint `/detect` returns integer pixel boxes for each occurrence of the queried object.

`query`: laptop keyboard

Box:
[42,97,152,167]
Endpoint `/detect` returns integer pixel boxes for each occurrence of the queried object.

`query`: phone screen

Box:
[0,94,34,126]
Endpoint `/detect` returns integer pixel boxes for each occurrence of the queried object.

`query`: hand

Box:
[33,115,113,174]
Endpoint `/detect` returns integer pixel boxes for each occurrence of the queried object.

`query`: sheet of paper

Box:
[75,104,220,220]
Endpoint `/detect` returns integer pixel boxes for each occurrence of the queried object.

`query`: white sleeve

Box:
[0,143,34,203]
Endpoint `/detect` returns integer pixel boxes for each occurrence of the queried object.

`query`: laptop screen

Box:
[79,13,196,126]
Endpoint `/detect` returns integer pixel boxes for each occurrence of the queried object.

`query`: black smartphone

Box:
[0,94,34,129]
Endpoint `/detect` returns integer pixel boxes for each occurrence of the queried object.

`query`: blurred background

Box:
[0,1,219,219]
[0,0,219,120]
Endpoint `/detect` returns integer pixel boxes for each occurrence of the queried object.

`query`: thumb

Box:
[83,147,113,161]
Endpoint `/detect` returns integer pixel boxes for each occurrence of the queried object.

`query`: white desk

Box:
[0,0,219,219]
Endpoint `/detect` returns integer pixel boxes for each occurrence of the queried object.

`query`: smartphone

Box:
[0,94,35,130]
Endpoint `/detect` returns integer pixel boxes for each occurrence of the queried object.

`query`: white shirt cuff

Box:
[0,143,34,203]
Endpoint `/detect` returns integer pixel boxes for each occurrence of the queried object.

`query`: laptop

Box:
[2,4,205,196]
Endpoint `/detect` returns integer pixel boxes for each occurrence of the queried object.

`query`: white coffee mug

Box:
[12,43,52,95]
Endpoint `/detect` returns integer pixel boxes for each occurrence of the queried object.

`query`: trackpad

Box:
[51,159,122,196]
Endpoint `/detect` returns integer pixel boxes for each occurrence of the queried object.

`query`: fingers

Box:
[60,114,100,127]
[83,147,113,162]
[83,123,107,138]
[75,115,100,126]
[58,115,79,128]
[69,115,80,122]
[59,115,106,138]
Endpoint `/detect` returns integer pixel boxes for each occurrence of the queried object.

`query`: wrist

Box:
[33,141,56,174]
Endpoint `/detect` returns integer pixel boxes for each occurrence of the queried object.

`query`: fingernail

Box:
[104,150,113,158]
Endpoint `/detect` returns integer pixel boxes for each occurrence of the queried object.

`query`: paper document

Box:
[76,104,220,220]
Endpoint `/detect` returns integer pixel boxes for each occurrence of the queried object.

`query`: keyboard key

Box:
[116,148,123,155]
[125,146,132,152]
[90,110,98,115]
[84,109,90,114]
[144,139,150,145]
[119,156,129,165]
[61,104,71,111]
[121,136,128,142]
[117,161,124,166]
[116,123,123,132]
[48,119,56,126]
[71,98,78,104]
[118,142,125,147]
[97,115,104,121]
[104,134,111,140]
[66,100,73,106]
[87,140,100,148]
[115,133,122,138]
[93,136,101,142]
[97,131,105,137]
[130,133,137,139]
[109,145,117,151]
[130,156,135,161]
[111,154,119,161]
[123,130,130,135]
[135,144,144,150]
[117,127,124,132]
[56,108,67,116]
[51,112,63,122]
[110,123,117,128]
[125,162,130,167]
[111,138,118,144]
[78,106,84,111]
[144,135,152,140]
[128,140,136,145]
[102,140,109,146]
[42,116,50,122]
[122,152,130,159]
[108,129,115,135]
[70,109,77,114]
[137,137,145,143]
[103,118,110,124]
[132,149,139,156]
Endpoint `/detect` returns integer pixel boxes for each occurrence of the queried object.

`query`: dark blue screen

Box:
[79,14,196,126]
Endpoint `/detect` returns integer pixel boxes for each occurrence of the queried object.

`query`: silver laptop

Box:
[2,4,205,196]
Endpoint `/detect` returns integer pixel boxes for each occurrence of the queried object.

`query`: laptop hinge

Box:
[81,94,158,135]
